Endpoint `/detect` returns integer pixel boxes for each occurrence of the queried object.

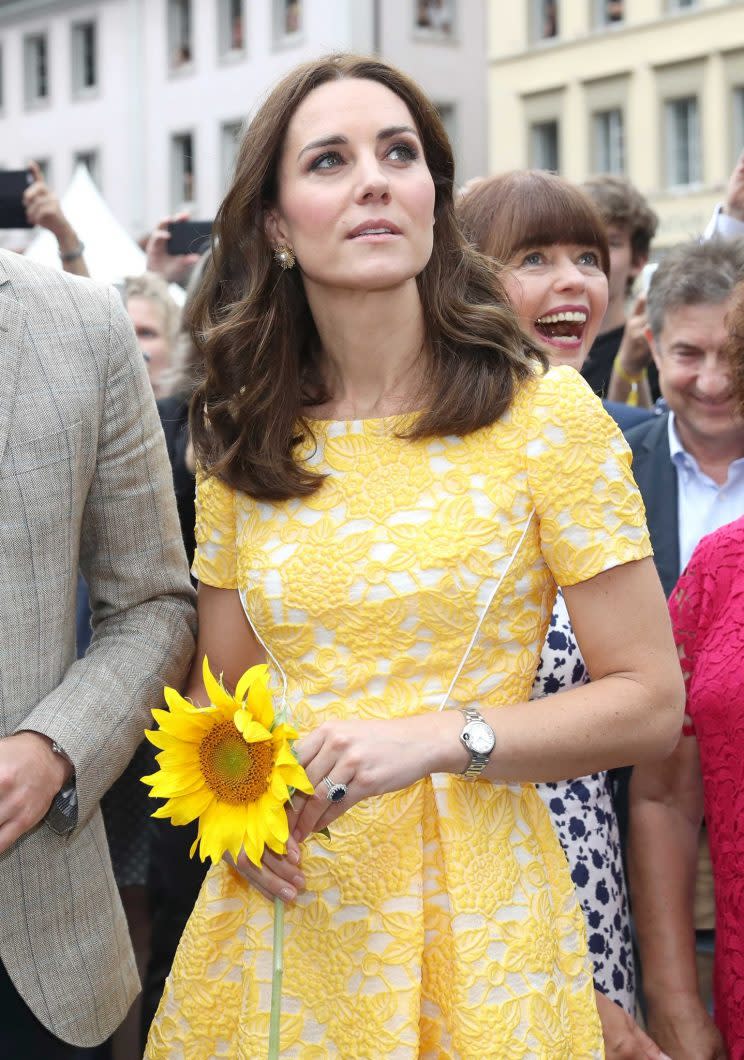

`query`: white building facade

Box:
[0,0,487,237]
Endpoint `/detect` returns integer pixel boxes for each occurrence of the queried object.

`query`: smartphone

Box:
[0,169,33,229]
[166,220,213,255]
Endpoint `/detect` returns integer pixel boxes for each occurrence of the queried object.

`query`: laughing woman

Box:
[145,56,683,1059]
[457,170,665,1058]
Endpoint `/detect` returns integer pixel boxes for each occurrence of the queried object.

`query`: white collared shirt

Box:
[668,413,744,570]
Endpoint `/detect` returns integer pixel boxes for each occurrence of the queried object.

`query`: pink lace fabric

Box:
[669,515,744,1054]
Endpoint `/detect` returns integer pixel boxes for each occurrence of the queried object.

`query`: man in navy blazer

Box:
[624,239,744,597]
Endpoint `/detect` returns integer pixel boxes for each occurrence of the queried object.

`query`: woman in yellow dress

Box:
[146,54,684,1059]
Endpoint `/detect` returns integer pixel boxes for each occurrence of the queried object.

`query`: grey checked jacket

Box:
[0,251,196,1047]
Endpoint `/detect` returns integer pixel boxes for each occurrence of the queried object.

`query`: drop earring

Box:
[274,244,296,270]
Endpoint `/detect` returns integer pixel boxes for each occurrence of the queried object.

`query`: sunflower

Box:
[142,656,313,865]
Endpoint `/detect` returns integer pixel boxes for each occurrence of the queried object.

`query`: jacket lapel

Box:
[633,414,680,597]
[0,260,23,470]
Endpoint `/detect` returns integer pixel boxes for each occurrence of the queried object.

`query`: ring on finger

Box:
[322,775,348,803]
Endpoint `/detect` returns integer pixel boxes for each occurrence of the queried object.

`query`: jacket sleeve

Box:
[19,286,197,831]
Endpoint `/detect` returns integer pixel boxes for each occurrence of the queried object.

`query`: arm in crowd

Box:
[704,150,744,241]
[22,160,89,278]
[629,735,726,1060]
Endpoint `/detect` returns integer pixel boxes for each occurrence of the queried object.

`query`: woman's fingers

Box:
[223,838,305,902]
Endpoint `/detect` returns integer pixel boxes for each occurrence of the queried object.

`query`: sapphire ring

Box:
[322,775,348,803]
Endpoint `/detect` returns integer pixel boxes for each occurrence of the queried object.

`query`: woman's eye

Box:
[520,251,544,267]
[310,151,344,171]
[387,142,418,162]
[579,250,601,267]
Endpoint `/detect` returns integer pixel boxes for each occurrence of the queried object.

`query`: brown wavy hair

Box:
[723,279,744,416]
[457,170,610,277]
[189,53,546,501]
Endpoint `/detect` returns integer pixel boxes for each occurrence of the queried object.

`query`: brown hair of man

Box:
[457,170,610,277]
[188,53,546,501]
[582,174,658,264]
[723,278,744,416]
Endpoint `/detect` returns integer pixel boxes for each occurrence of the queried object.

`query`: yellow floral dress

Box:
[147,366,650,1059]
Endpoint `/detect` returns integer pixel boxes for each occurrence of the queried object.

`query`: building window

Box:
[665,96,701,187]
[73,149,100,188]
[667,0,696,9]
[24,33,49,106]
[168,0,193,69]
[414,1,455,37]
[171,132,196,207]
[594,0,624,26]
[72,21,97,95]
[531,120,559,172]
[593,108,624,173]
[531,0,558,41]
[733,87,744,165]
[221,120,243,189]
[273,0,302,44]
[218,0,245,56]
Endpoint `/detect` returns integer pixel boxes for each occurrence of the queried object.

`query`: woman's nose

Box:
[553,260,586,291]
[354,156,391,203]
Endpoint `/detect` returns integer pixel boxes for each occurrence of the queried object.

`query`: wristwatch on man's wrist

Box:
[458,707,495,780]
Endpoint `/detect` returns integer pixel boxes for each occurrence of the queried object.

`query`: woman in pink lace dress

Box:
[630,281,744,1060]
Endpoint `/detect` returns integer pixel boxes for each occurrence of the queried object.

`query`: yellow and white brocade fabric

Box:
[147,366,650,1059]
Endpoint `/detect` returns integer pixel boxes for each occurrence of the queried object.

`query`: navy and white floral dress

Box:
[532,590,635,1012]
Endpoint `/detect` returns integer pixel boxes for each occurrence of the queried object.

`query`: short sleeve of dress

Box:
[525,366,652,587]
[191,467,238,589]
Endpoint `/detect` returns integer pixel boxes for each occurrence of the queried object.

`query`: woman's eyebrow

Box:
[297,125,419,161]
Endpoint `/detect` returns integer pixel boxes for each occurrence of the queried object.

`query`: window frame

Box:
[72,148,101,189]
[167,0,194,74]
[530,119,560,173]
[217,0,246,60]
[171,130,197,209]
[272,0,304,49]
[664,95,702,189]
[23,30,50,108]
[71,19,98,99]
[592,107,625,174]
[412,0,457,42]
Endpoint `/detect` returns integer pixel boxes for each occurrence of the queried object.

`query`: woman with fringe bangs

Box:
[146,54,683,1059]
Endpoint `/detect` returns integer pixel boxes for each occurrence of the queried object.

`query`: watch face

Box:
[465,720,495,755]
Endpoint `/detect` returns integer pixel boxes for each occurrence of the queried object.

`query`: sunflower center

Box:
[199,721,274,804]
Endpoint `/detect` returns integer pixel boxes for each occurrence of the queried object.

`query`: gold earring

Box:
[274,243,296,270]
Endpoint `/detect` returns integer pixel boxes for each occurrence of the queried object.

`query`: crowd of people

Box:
[2,49,744,1060]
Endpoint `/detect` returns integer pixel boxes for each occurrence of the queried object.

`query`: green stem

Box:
[268,896,285,1059]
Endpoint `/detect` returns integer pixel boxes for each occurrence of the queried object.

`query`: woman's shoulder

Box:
[688,516,744,577]
[507,364,611,438]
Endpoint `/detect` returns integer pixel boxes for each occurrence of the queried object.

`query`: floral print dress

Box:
[146,367,650,1059]
[533,590,635,1013]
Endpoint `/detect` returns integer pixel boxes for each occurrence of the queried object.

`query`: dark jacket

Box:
[624,412,680,599]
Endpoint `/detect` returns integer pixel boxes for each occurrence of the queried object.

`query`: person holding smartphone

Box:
[22,161,89,278]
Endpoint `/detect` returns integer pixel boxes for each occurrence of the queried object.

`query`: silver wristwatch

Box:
[458,707,495,780]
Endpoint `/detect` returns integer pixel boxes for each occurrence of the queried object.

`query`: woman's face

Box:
[126,295,171,398]
[501,243,608,370]
[266,78,436,296]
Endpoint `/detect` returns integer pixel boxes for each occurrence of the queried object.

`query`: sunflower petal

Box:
[202,655,238,712]
[234,664,269,704]
[233,714,272,744]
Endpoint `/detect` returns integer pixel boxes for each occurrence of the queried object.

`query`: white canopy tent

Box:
[24,165,185,303]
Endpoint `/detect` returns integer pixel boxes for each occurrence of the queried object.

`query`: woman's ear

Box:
[264,207,288,248]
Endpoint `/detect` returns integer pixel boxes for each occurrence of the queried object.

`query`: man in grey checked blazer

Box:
[0,250,196,1054]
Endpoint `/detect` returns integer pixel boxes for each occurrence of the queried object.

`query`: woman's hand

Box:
[595,991,671,1059]
[225,834,306,903]
[290,713,464,844]
[647,1000,728,1060]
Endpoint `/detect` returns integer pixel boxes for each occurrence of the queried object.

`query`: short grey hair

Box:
[647,238,744,337]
